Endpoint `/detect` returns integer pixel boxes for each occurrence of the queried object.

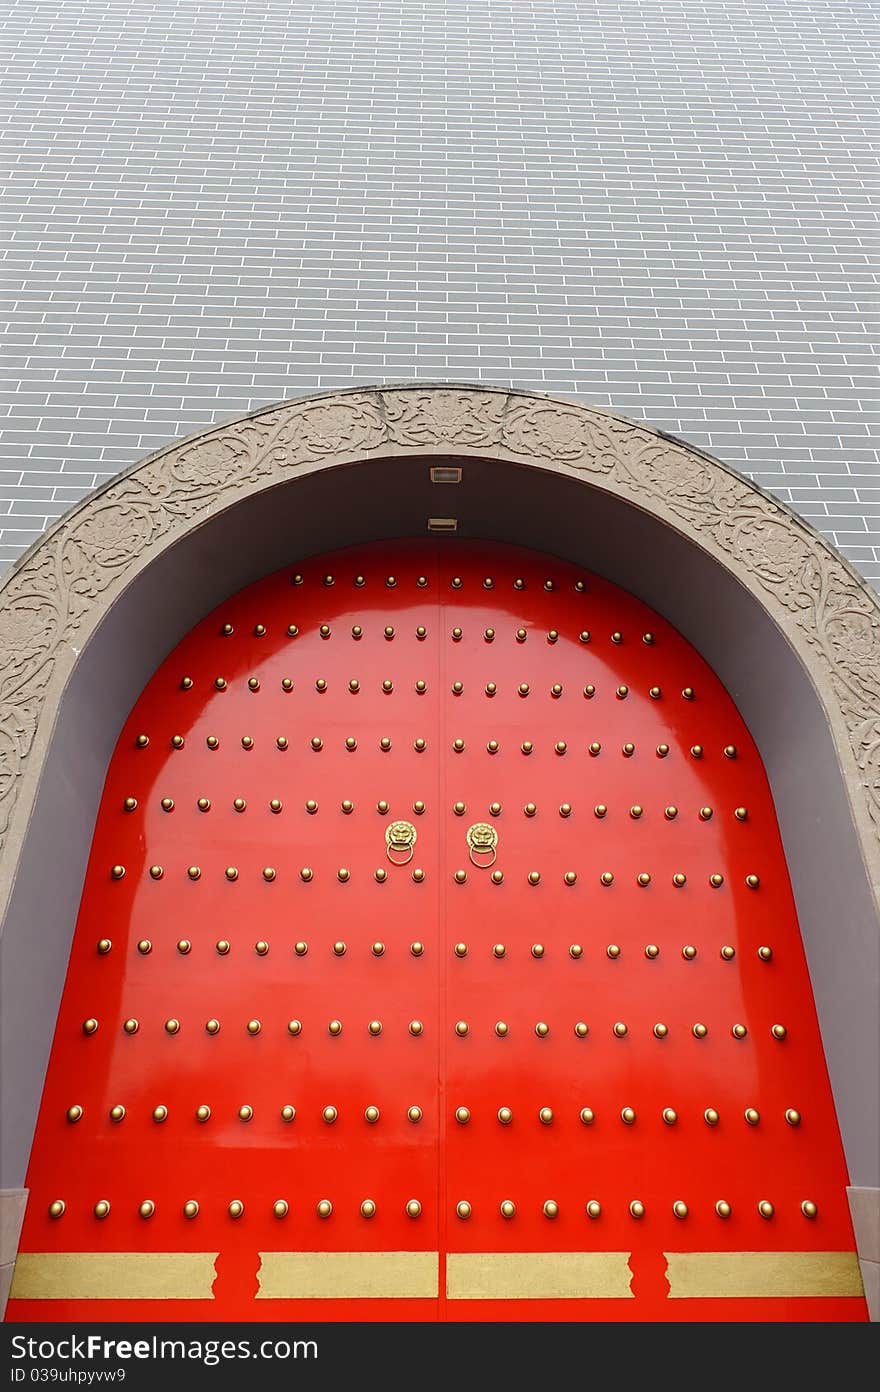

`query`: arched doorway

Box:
[8,538,866,1321]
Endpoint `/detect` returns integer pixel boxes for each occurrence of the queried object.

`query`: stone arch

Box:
[0,384,877,1300]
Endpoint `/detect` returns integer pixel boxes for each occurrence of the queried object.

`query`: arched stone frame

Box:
[0,384,877,1313]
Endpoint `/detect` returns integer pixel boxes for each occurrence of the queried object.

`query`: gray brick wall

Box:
[2,0,878,583]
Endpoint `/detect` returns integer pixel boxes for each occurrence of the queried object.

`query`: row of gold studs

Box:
[222,624,653,646]
[81,1017,788,1040]
[44,1197,819,1222]
[136,734,724,755]
[111,939,762,961]
[64,1103,802,1128]
[127,797,751,821]
[111,864,762,888]
[292,574,589,590]
[190,675,704,703]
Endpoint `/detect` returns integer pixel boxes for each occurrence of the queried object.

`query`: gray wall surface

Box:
[2,0,878,582]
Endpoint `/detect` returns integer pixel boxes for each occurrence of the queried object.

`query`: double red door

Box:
[8,540,866,1321]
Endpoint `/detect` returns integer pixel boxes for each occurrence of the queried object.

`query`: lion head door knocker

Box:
[467,821,498,868]
[385,819,417,866]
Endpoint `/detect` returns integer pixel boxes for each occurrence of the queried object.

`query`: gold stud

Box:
[654,1022,668,1039]
[551,683,563,699]
[498,1106,512,1124]
[371,941,386,958]
[323,574,335,587]
[281,675,294,693]
[152,1105,168,1123]
[109,1105,125,1122]
[300,868,313,882]
[111,865,126,881]
[528,870,541,885]
[785,1108,801,1126]
[580,1107,595,1125]
[711,1200,731,1219]
[487,737,499,753]
[136,734,149,748]
[500,1200,517,1219]
[48,1200,66,1218]
[656,743,669,758]
[193,797,210,813]
[453,942,468,958]
[621,1106,636,1126]
[574,1021,589,1038]
[594,803,607,818]
[206,735,219,750]
[165,1017,181,1035]
[681,686,695,701]
[616,685,629,700]
[214,676,228,692]
[673,872,687,887]
[267,797,283,815]
[531,943,545,958]
[139,1200,156,1220]
[452,626,463,641]
[607,944,621,960]
[758,1200,774,1219]
[341,798,354,814]
[629,1200,645,1218]
[409,1020,424,1036]
[411,942,424,957]
[704,1108,720,1126]
[746,874,761,889]
[757,945,773,961]
[455,1106,471,1124]
[408,1106,423,1123]
[336,868,350,883]
[187,865,201,880]
[281,1105,296,1122]
[378,736,392,752]
[484,627,495,642]
[682,944,697,960]
[454,1020,469,1037]
[262,866,276,882]
[196,1104,211,1122]
[555,740,567,755]
[228,1200,245,1220]
[361,1199,377,1218]
[96,938,112,956]
[649,686,661,700]
[183,1199,200,1220]
[586,1200,601,1218]
[771,1023,787,1040]
[673,1200,689,1219]
[122,1018,138,1035]
[801,1200,818,1219]
[294,940,308,957]
[416,624,427,638]
[692,1022,708,1039]
[613,1021,628,1039]
[317,1200,333,1218]
[245,1019,261,1036]
[709,873,725,889]
[82,1017,99,1035]
[732,1023,748,1039]
[270,1199,289,1219]
[547,628,559,644]
[94,1200,111,1220]
[495,1021,509,1037]
[124,796,138,812]
[735,806,749,821]
[718,945,736,962]
[287,1020,302,1036]
[601,871,614,886]
[328,1020,342,1036]
[611,630,622,644]
[745,1108,760,1126]
[645,944,660,959]
[222,866,238,882]
[322,1105,338,1124]
[663,1107,678,1125]
[564,870,577,886]
[454,868,467,884]
[355,574,367,587]
[637,872,652,887]
[406,1200,422,1218]
[491,868,504,884]
[66,1104,83,1123]
[518,682,530,697]
[514,577,525,590]
[539,1107,553,1125]
[175,938,192,956]
[524,802,537,817]
[543,1200,559,1219]
[382,679,393,695]
[365,1105,380,1122]
[578,632,593,650]
[171,734,185,750]
[456,1201,472,1220]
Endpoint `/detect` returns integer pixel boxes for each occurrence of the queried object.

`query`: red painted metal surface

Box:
[9,540,866,1322]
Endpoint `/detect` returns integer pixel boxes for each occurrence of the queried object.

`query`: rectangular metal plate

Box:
[256,1251,439,1300]
[10,1252,218,1300]
[664,1251,865,1299]
[446,1251,634,1300]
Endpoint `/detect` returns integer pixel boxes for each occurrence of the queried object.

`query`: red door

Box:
[8,540,867,1322]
